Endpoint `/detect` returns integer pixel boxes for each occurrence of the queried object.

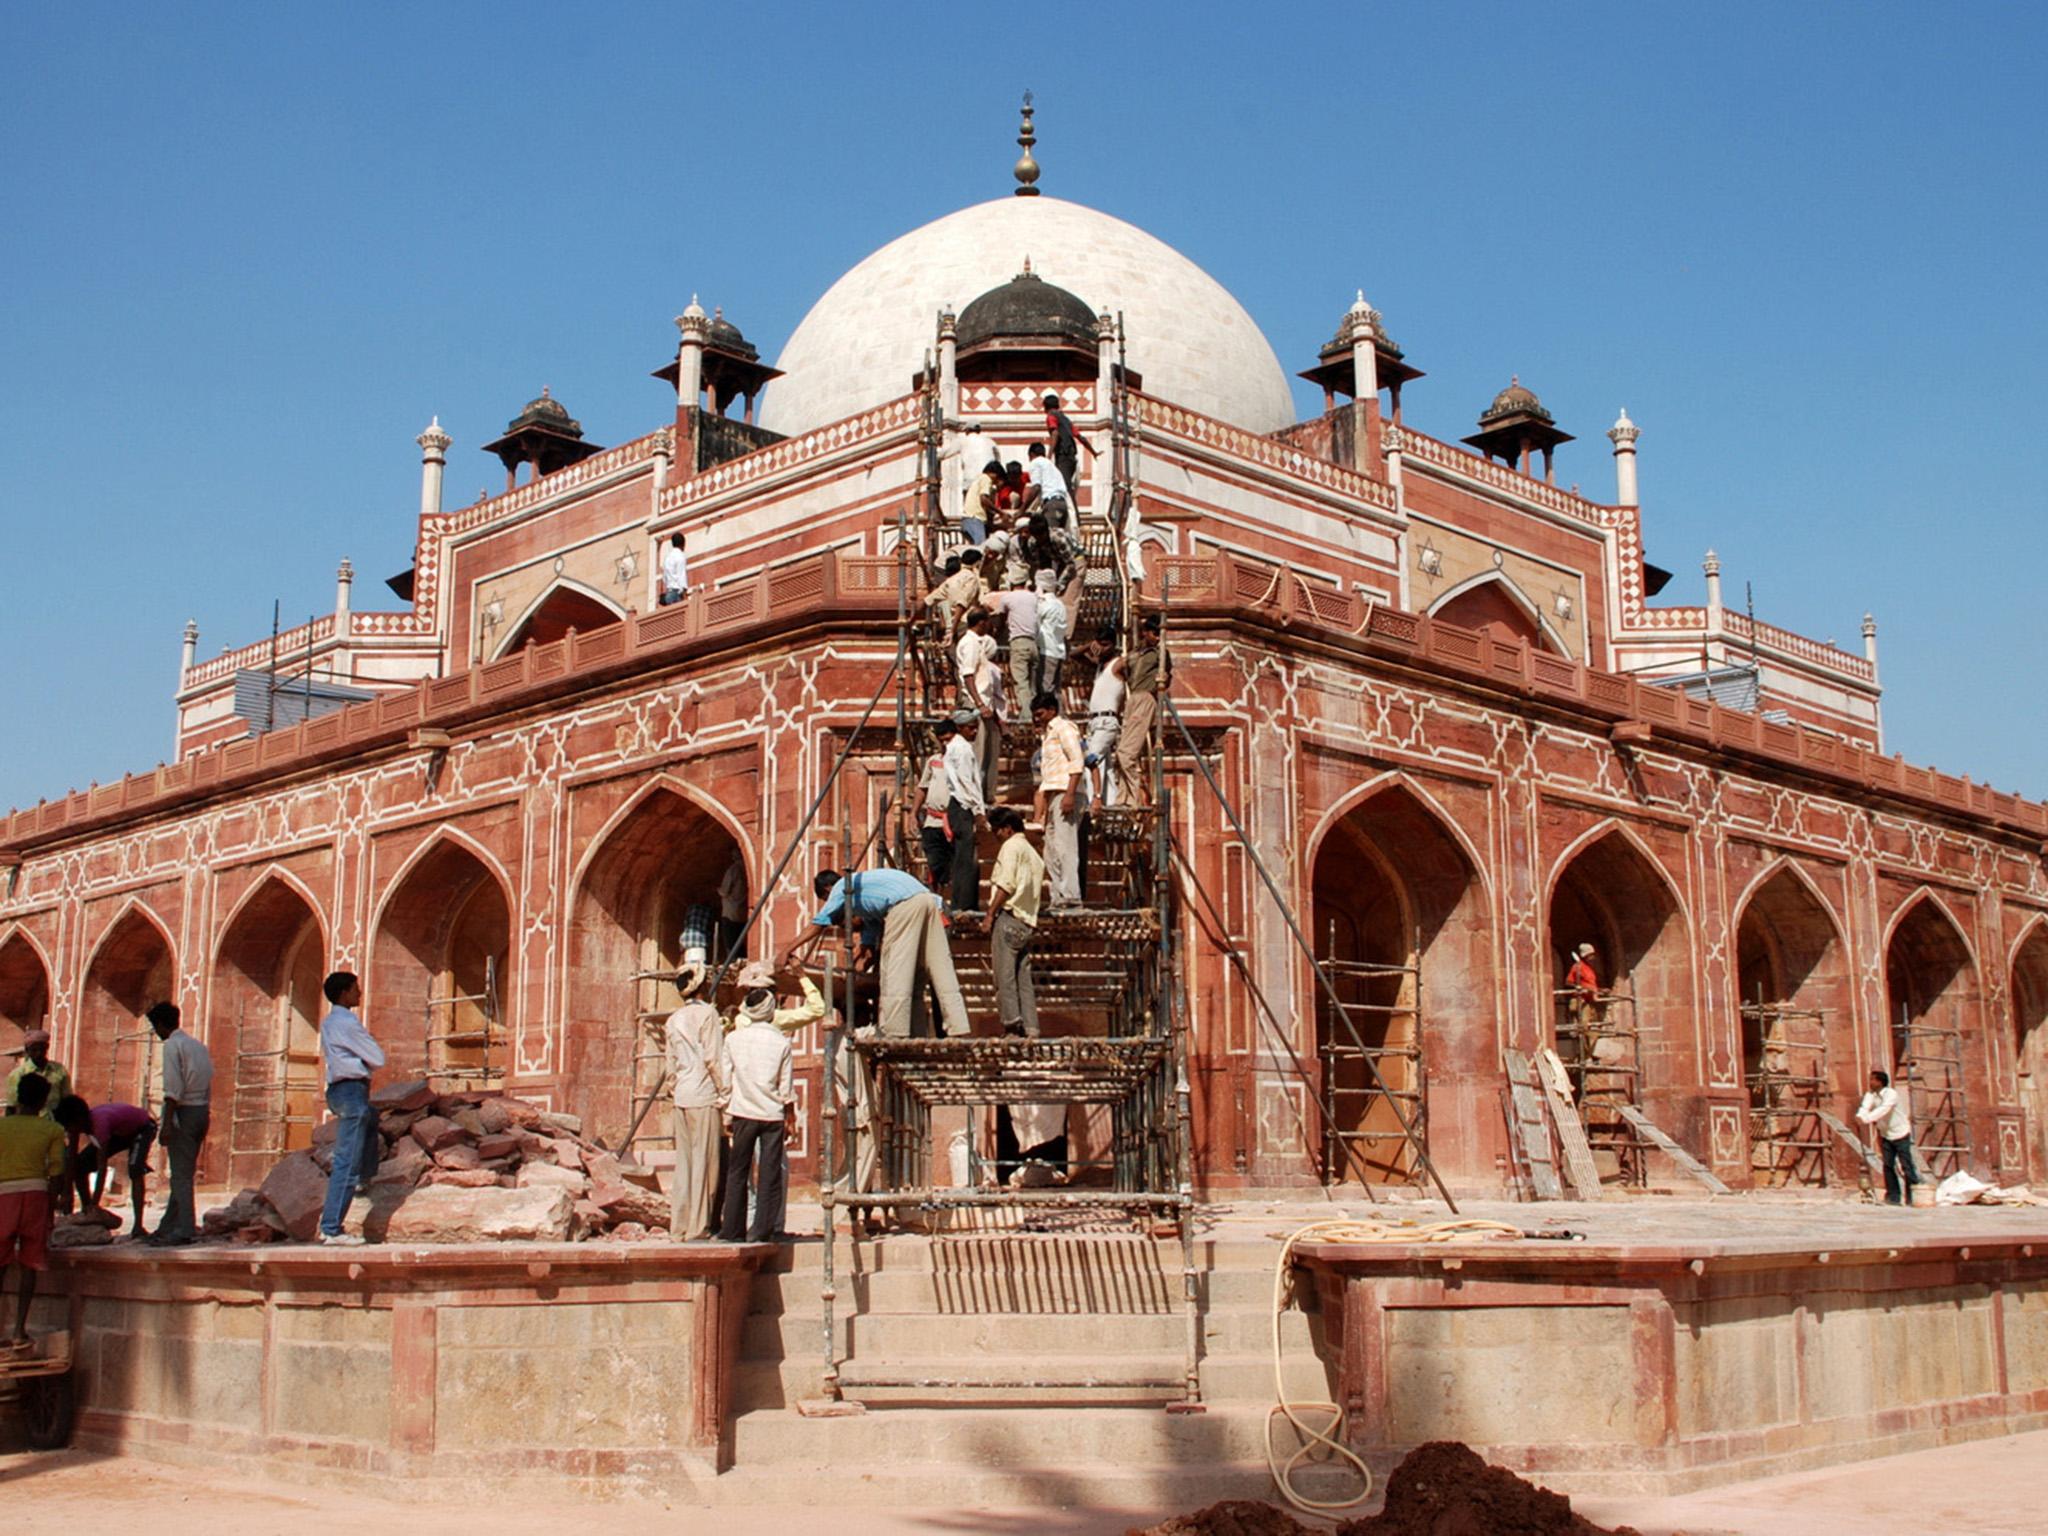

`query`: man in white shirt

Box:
[938,421,985,536]
[985,578,1041,721]
[146,1002,213,1247]
[1074,630,1125,807]
[659,532,689,606]
[1033,691,1087,908]
[1856,1069,1920,1205]
[942,710,988,916]
[718,984,794,1243]
[1035,570,1069,696]
[1023,443,1073,530]
[316,970,386,1245]
[662,963,726,1240]
[955,608,1003,802]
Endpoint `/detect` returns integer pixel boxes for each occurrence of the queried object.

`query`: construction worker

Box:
[147,1002,212,1248]
[1115,613,1168,809]
[1043,392,1094,498]
[792,870,970,1040]
[1856,1069,1920,1206]
[1035,569,1069,695]
[981,806,1043,1038]
[717,981,793,1244]
[961,456,1003,547]
[52,1095,155,1236]
[942,711,987,918]
[925,547,987,640]
[662,963,725,1241]
[985,573,1041,715]
[0,1072,64,1343]
[937,420,985,537]
[1033,692,1085,909]
[1565,943,1601,1029]
[954,607,1004,803]
[5,1030,70,1118]
[1023,442,1074,530]
[315,973,382,1249]
[1075,629,1125,806]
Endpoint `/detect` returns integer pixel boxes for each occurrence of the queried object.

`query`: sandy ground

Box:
[5,1430,2048,1534]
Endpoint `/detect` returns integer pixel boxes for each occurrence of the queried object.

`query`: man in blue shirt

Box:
[316,970,385,1246]
[792,867,971,1039]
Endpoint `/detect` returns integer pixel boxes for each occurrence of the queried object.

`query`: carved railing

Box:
[439,430,668,537]
[183,614,340,689]
[1725,611,1875,681]
[1392,425,1625,528]
[1134,394,1397,514]
[665,395,922,511]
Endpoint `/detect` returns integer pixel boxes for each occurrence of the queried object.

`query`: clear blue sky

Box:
[2,3,2043,809]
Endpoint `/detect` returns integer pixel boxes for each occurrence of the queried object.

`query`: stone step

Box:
[739,1299,1320,1361]
[759,1232,1291,1276]
[749,1261,1280,1313]
[731,1349,1332,1413]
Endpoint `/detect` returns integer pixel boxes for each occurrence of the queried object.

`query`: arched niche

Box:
[1309,782,1491,1188]
[213,876,326,1184]
[0,931,51,1041]
[1429,575,1565,655]
[79,907,176,1106]
[496,581,625,658]
[2013,923,2048,1181]
[565,785,747,1148]
[1547,828,1693,1185]
[1883,894,1979,1175]
[371,838,513,1089]
[1733,866,1855,1186]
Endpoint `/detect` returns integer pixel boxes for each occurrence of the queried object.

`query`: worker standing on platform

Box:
[147,1002,213,1248]
[955,608,1003,802]
[794,869,971,1040]
[659,532,689,606]
[1033,691,1085,909]
[1035,570,1069,695]
[314,973,381,1248]
[662,963,725,1241]
[986,575,1041,721]
[1044,392,1095,501]
[1857,1069,1920,1206]
[927,547,987,641]
[962,457,1003,548]
[1075,629,1125,807]
[938,420,985,537]
[5,1030,70,1118]
[1024,442,1074,530]
[942,711,987,917]
[1115,613,1167,809]
[983,806,1043,1038]
[1565,943,1601,1029]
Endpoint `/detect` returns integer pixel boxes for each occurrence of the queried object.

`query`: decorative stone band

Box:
[7,546,2039,857]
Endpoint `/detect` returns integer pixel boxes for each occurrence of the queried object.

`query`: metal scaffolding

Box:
[1553,984,1648,1187]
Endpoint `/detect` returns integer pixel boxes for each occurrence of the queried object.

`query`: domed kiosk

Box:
[760,196,1297,437]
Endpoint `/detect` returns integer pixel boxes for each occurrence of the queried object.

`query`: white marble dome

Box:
[760,197,1297,437]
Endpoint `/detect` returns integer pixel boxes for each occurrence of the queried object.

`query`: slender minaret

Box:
[1608,409,1641,508]
[1348,292,1381,473]
[1703,549,1724,667]
[417,417,451,519]
[334,558,354,642]
[937,307,959,417]
[179,618,199,677]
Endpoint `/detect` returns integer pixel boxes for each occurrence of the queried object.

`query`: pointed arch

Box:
[1307,772,1495,1189]
[2011,918,2048,1181]
[1730,855,1844,937]
[370,829,517,1089]
[78,899,179,1106]
[212,868,330,1181]
[1731,860,1857,1186]
[1545,821,1696,1186]
[0,926,53,1039]
[491,578,627,660]
[564,776,750,1146]
[1306,769,1497,911]
[1427,571,1571,656]
[1882,887,1982,1177]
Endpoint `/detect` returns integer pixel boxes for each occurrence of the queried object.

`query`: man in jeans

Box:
[718,984,793,1244]
[145,1003,212,1246]
[1856,1068,1919,1206]
[316,971,385,1246]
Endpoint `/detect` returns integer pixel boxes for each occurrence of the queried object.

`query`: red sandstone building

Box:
[4,138,2046,1206]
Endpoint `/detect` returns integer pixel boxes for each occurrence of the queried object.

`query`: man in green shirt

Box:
[0,1073,66,1343]
[5,1030,70,1120]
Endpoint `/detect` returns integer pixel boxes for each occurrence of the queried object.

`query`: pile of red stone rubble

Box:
[200,1080,671,1245]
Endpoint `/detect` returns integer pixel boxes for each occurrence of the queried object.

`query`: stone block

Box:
[379,1108,426,1138]
[382,1184,575,1244]
[371,1078,435,1113]
[551,1138,585,1171]
[449,1106,487,1138]
[476,1100,515,1135]
[474,1133,520,1161]
[541,1110,584,1136]
[372,1140,431,1188]
[50,1219,113,1249]
[310,1118,339,1149]
[409,1114,467,1153]
[515,1162,586,1191]
[425,1168,502,1189]
[433,1143,483,1171]
[258,1150,332,1241]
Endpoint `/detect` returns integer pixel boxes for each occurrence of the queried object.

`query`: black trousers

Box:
[921,822,952,893]
[1881,1134,1919,1204]
[947,801,980,914]
[721,1116,787,1242]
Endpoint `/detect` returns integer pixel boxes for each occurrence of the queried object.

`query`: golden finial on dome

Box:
[1013,90,1041,198]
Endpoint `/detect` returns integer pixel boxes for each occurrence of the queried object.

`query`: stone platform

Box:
[33,1195,2048,1508]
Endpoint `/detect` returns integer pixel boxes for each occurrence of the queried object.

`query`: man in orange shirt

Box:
[1564,943,1601,1031]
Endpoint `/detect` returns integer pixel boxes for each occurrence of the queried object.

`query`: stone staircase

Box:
[705,1222,1365,1509]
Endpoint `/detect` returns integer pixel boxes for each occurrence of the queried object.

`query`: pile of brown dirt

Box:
[1337,1441,1641,1536]
[1127,1500,1308,1536]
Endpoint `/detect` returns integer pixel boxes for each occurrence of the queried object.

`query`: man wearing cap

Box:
[662,963,726,1241]
[718,977,794,1244]
[942,711,987,917]
[926,548,987,642]
[1565,944,1600,1024]
[794,869,970,1040]
[5,1031,69,1120]
[1035,569,1069,695]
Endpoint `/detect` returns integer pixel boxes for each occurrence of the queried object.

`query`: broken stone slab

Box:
[310,1119,340,1149]
[371,1079,435,1113]
[372,1141,431,1188]
[433,1143,483,1171]
[200,1189,267,1233]
[539,1111,583,1136]
[409,1115,467,1154]
[382,1184,574,1244]
[50,1220,114,1249]
[474,1133,520,1162]
[476,1100,514,1135]
[550,1138,585,1171]
[448,1106,487,1138]
[514,1162,585,1191]
[257,1150,331,1242]
[571,1198,607,1238]
[424,1168,503,1189]
[600,1184,671,1230]
[379,1108,427,1139]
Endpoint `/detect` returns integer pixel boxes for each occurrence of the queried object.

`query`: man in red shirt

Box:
[1564,943,1601,1031]
[1043,393,1095,496]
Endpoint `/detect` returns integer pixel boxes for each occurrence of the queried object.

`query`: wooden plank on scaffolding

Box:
[1502,1050,1562,1201]
[1815,1109,1881,1180]
[1535,1048,1604,1202]
[1614,1103,1732,1194]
